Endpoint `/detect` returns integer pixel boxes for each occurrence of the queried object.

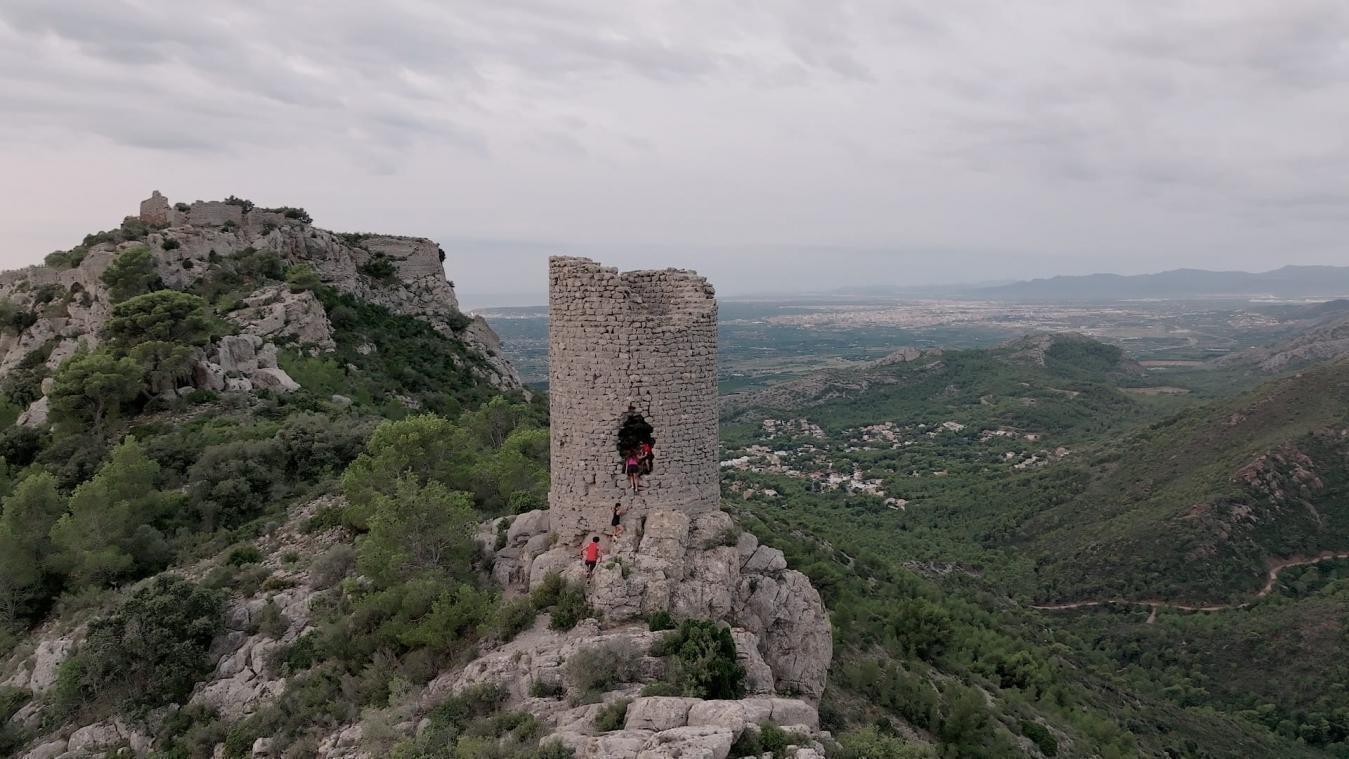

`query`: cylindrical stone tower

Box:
[548,256,719,539]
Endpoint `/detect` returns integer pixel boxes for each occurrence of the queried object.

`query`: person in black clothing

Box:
[610,501,628,537]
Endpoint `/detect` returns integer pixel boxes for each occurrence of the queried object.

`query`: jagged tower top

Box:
[547,256,719,538]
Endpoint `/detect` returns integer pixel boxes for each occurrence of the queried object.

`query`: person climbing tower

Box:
[639,438,655,474]
[582,536,602,577]
[610,501,628,537]
[625,448,642,493]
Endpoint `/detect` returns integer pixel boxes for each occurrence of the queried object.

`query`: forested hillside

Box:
[720,334,1349,757]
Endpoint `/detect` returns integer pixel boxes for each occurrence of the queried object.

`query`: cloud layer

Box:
[1,0,1346,297]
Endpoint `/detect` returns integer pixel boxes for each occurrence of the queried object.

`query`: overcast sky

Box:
[1,1,1346,305]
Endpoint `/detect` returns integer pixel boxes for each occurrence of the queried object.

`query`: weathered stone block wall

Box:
[188,201,244,227]
[139,191,172,225]
[548,256,720,538]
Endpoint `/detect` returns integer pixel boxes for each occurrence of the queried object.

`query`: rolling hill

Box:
[976,265,1349,301]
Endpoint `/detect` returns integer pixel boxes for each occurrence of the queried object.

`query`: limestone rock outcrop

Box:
[228,285,336,352]
[0,191,523,423]
[423,616,825,759]
[490,509,832,701]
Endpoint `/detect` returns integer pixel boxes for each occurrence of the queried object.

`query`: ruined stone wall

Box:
[548,256,719,538]
[139,191,172,225]
[187,201,244,227]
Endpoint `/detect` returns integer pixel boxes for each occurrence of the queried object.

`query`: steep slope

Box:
[1026,359,1349,603]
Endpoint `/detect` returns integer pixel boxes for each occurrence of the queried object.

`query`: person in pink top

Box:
[625,449,642,493]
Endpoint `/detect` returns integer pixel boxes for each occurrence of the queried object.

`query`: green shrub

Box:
[492,597,538,641]
[594,698,630,732]
[281,631,324,672]
[639,682,680,697]
[835,725,935,759]
[226,544,264,566]
[309,544,356,589]
[651,619,745,700]
[285,263,321,292]
[187,438,286,530]
[359,254,397,281]
[565,641,639,696]
[56,575,223,716]
[757,723,797,758]
[531,572,565,609]
[161,238,181,251]
[44,249,86,269]
[548,583,593,631]
[534,741,576,759]
[529,678,566,699]
[254,599,290,639]
[647,610,675,631]
[100,246,164,303]
[1020,719,1058,757]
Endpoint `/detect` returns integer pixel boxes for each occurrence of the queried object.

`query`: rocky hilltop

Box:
[1217,303,1349,373]
[0,191,519,427]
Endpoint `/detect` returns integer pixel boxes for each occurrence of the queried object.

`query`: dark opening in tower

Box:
[617,411,655,466]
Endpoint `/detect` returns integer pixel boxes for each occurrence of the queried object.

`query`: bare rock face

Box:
[194,334,301,395]
[419,615,824,759]
[492,509,832,701]
[3,634,76,694]
[229,285,336,352]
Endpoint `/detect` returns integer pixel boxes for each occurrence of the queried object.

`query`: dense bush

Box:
[285,263,321,292]
[49,437,174,588]
[187,438,286,529]
[0,473,65,630]
[650,619,746,700]
[56,575,222,716]
[357,475,477,588]
[835,726,935,759]
[48,349,142,433]
[593,698,630,731]
[100,246,164,303]
[358,254,397,281]
[44,248,86,269]
[103,290,214,349]
[566,641,639,697]
[530,573,593,632]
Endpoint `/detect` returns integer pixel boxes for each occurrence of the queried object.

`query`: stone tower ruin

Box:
[548,256,719,538]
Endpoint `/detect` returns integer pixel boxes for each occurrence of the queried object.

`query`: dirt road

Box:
[1031,550,1349,622]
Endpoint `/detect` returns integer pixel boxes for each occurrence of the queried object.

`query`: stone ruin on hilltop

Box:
[484,257,834,758]
[547,256,721,539]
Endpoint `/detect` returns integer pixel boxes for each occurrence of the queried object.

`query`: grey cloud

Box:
[1,0,1348,290]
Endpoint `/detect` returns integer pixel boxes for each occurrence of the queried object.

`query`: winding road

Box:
[1031,550,1349,622]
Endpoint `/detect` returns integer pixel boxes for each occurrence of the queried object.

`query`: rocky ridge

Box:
[1217,310,1349,373]
[0,192,521,425]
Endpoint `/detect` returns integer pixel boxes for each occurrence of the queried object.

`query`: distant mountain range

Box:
[972,265,1349,301]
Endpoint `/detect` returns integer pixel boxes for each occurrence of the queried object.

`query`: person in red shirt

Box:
[639,440,655,474]
[582,536,602,576]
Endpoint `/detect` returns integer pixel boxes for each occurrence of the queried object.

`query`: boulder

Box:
[624,697,700,732]
[733,572,831,700]
[19,739,66,759]
[17,396,49,428]
[637,725,735,759]
[251,367,301,393]
[508,510,551,545]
